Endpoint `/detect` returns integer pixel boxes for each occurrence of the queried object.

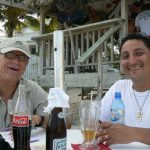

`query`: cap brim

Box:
[1,47,31,58]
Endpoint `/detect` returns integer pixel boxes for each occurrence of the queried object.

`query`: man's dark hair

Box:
[120,33,150,52]
[142,4,150,10]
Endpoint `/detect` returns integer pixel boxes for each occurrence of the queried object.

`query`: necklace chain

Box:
[132,88,150,122]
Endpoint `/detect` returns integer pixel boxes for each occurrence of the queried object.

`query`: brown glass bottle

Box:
[46,107,66,150]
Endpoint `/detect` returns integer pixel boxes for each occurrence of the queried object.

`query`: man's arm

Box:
[97,121,150,145]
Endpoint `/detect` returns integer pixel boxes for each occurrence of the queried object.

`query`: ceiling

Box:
[0,0,122,14]
[0,0,148,26]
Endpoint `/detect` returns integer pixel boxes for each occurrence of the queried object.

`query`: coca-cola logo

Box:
[12,115,29,127]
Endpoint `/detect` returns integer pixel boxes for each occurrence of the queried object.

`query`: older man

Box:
[0,39,48,130]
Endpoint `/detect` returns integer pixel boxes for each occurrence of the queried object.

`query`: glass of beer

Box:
[79,100,101,149]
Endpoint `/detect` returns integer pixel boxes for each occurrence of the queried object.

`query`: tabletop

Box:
[67,129,150,150]
[0,127,46,150]
[1,128,150,150]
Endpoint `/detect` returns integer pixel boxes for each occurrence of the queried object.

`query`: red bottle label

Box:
[12,115,29,127]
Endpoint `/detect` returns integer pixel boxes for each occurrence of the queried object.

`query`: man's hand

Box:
[32,115,43,127]
[96,122,135,145]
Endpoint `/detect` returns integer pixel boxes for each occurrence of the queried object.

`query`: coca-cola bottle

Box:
[12,84,31,150]
[46,107,67,150]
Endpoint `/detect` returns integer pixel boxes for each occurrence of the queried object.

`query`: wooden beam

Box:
[76,25,121,63]
[37,72,121,88]
[120,0,128,35]
[0,0,38,12]
[37,73,99,88]
[32,18,124,40]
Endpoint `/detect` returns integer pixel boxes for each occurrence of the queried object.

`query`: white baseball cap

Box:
[0,39,31,58]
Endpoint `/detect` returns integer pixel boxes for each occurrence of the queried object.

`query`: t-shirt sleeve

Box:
[30,83,48,116]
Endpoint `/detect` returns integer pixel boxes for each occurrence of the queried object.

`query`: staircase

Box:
[32,18,125,98]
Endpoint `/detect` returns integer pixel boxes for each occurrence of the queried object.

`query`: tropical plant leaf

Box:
[0,6,40,37]
[24,15,40,31]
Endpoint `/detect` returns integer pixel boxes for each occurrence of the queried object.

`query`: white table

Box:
[0,127,46,150]
[30,127,46,150]
[67,129,150,150]
[1,128,150,150]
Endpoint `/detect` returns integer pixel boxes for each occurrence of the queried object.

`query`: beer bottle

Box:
[46,107,67,150]
[12,84,31,150]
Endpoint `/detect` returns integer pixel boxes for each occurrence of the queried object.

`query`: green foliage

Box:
[45,18,61,33]
[0,5,62,36]
[24,15,40,31]
[0,6,40,37]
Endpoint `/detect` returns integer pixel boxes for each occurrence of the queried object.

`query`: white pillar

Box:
[54,31,65,89]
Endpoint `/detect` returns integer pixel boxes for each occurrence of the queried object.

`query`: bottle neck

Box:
[52,107,63,112]
[115,96,121,100]
[14,84,31,115]
[18,86,26,100]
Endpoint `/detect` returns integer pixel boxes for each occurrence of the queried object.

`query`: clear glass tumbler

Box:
[79,100,101,150]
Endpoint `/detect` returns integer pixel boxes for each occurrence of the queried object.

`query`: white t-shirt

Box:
[100,79,150,128]
[135,10,150,35]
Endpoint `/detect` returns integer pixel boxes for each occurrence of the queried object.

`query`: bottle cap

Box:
[115,92,121,98]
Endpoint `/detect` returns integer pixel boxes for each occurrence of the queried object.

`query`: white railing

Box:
[31,18,125,98]
[33,18,124,75]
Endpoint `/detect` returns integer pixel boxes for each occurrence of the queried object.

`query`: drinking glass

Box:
[79,100,101,150]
